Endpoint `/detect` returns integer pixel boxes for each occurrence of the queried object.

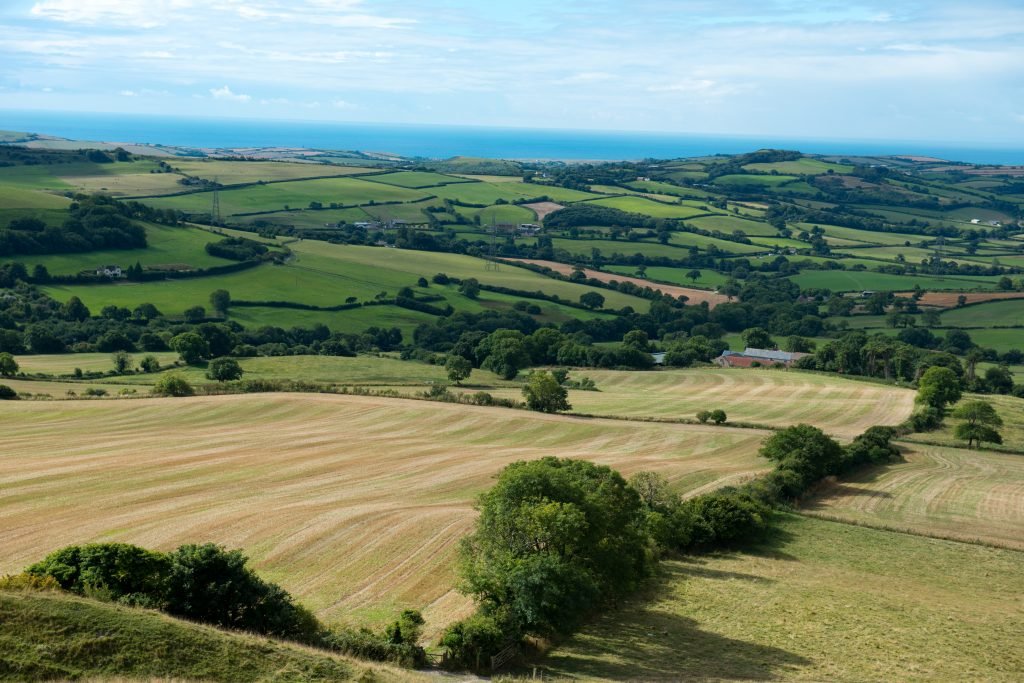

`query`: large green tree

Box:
[445,355,472,385]
[478,329,530,380]
[916,366,962,410]
[522,371,571,413]
[0,351,18,376]
[950,400,1003,448]
[169,332,210,365]
[458,457,650,635]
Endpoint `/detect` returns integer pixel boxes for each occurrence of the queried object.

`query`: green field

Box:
[667,231,767,254]
[687,214,778,236]
[541,513,1024,682]
[789,269,1002,292]
[143,177,430,216]
[24,223,231,275]
[460,203,537,224]
[584,195,711,219]
[170,159,369,185]
[791,222,924,246]
[743,158,854,174]
[604,265,731,290]
[14,352,181,375]
[713,174,800,187]
[361,170,469,188]
[940,299,1024,327]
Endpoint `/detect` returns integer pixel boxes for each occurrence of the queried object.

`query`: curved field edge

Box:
[0,392,770,638]
[803,442,1024,549]
[538,514,1024,682]
[0,589,426,683]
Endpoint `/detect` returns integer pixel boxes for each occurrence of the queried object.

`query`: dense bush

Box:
[0,383,18,399]
[152,373,194,397]
[204,236,269,261]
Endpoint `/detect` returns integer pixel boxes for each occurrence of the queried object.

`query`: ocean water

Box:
[1,109,1023,165]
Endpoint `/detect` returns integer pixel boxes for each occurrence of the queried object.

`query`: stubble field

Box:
[0,392,770,637]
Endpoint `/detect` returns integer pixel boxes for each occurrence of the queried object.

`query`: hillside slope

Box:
[0,589,424,682]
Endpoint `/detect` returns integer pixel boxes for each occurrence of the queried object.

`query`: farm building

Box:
[94,265,124,278]
[715,347,810,368]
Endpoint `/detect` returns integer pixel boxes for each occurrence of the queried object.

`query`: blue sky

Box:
[0,0,1022,143]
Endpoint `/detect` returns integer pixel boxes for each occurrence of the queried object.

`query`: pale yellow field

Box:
[463,369,916,440]
[58,173,188,197]
[805,442,1024,549]
[0,393,770,637]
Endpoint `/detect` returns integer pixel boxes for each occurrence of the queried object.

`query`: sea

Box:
[2,109,1023,165]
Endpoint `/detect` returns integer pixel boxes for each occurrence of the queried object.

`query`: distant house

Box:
[517,223,541,236]
[715,347,810,368]
[95,265,123,278]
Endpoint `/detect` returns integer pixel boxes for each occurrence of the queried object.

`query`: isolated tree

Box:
[209,289,231,315]
[709,409,727,424]
[139,355,161,373]
[760,424,844,482]
[950,400,1003,448]
[133,303,162,321]
[686,269,702,283]
[916,366,962,410]
[169,332,210,365]
[206,357,243,382]
[579,291,605,310]
[459,278,481,299]
[112,351,133,374]
[458,457,649,635]
[522,371,571,413]
[984,365,1014,395]
[152,373,194,397]
[445,355,472,385]
[0,352,17,377]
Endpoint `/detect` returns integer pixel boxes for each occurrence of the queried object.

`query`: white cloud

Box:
[120,89,136,96]
[209,85,251,102]
[141,51,175,59]
[332,99,355,109]
[30,0,194,28]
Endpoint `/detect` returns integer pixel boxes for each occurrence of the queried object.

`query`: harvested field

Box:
[522,201,563,220]
[453,368,915,439]
[0,393,769,636]
[904,291,1024,308]
[506,258,730,307]
[804,442,1024,549]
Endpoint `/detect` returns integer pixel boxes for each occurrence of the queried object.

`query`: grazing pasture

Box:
[805,442,1024,549]
[170,160,369,185]
[541,514,1024,682]
[788,269,1002,292]
[0,393,769,634]
[940,298,1024,327]
[584,195,710,219]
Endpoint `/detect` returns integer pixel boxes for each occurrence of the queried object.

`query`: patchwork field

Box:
[540,514,1024,682]
[0,393,770,636]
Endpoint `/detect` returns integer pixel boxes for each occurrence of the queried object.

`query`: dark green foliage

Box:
[206,357,244,382]
[0,383,19,399]
[169,332,209,364]
[152,373,194,397]
[672,491,770,549]
[204,237,268,261]
[916,366,962,410]
[0,351,17,376]
[0,195,148,257]
[579,291,605,310]
[163,544,319,641]
[458,457,650,637]
[544,203,651,228]
[950,400,1003,448]
[445,354,472,384]
[760,424,844,484]
[209,289,231,314]
[26,543,170,607]
[439,613,507,670]
[478,329,530,380]
[139,355,161,373]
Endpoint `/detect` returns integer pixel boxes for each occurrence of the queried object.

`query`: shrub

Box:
[26,543,171,606]
[673,491,770,549]
[206,357,244,382]
[83,387,108,397]
[0,351,18,376]
[709,409,727,424]
[153,373,194,397]
[0,384,18,400]
[139,355,161,373]
[696,410,711,423]
[439,613,507,671]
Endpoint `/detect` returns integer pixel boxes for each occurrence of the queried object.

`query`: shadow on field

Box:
[539,557,811,681]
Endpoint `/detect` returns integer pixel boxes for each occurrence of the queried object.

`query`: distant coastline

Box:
[2,109,1023,165]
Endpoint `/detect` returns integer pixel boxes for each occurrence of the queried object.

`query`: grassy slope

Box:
[911,392,1024,451]
[0,393,767,635]
[804,441,1024,549]
[0,589,420,683]
[940,298,1024,327]
[541,514,1024,682]
[789,269,1002,292]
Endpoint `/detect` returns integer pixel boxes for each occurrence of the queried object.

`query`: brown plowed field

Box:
[507,258,731,307]
[0,393,769,636]
[902,290,1024,308]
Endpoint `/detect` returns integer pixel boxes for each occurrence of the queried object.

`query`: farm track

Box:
[0,392,770,637]
[804,442,1024,549]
